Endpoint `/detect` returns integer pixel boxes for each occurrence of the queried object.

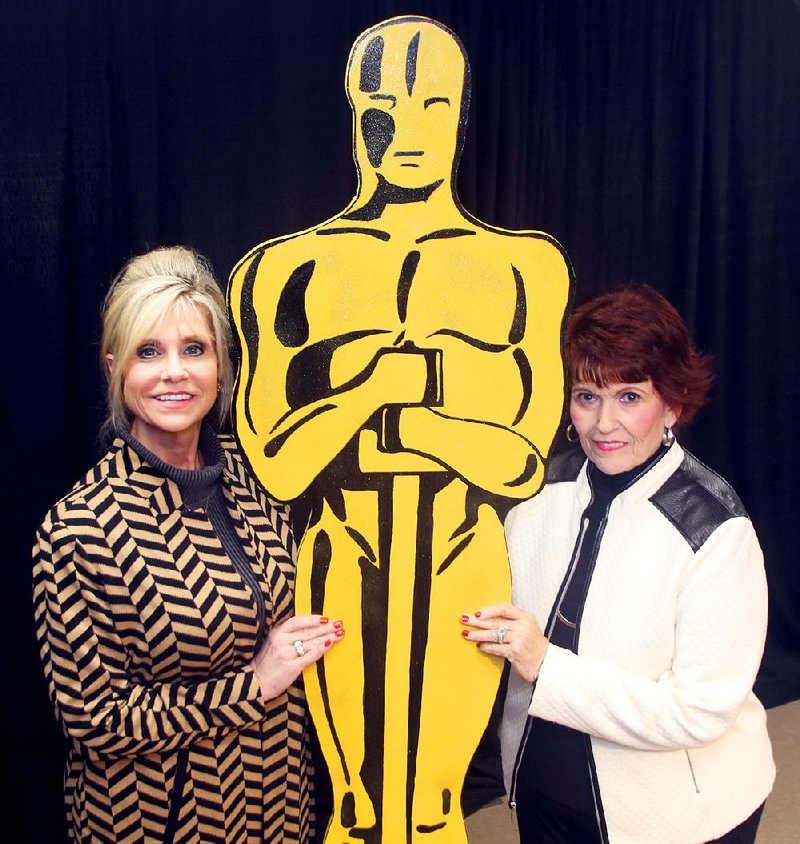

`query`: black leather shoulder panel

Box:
[545,447,586,484]
[650,451,748,552]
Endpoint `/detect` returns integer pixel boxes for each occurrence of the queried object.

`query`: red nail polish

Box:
[320,617,329,624]
[475,611,482,618]
[462,630,470,638]
[460,615,469,623]
[324,639,331,647]
[333,620,343,629]
[335,629,345,637]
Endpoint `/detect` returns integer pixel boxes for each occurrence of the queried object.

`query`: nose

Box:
[388,105,423,150]
[161,351,187,381]
[595,399,617,433]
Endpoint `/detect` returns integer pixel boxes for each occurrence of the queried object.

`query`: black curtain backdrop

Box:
[3,1,799,840]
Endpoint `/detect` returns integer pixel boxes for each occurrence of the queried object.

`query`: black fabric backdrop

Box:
[2,1,799,840]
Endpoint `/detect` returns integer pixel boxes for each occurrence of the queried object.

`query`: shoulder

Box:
[218,433,241,459]
[545,446,586,484]
[230,229,319,283]
[470,219,569,254]
[45,445,125,520]
[505,448,583,533]
[219,434,254,489]
[219,434,253,482]
[36,451,127,549]
[220,435,292,519]
[649,449,749,553]
[476,225,573,285]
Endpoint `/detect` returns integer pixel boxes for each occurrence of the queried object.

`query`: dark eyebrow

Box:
[424,96,450,108]
[406,31,420,94]
[360,35,384,92]
[369,93,397,107]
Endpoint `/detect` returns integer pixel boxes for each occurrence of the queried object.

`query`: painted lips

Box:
[593,440,626,452]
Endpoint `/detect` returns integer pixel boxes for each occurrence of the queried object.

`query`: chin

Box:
[593,455,631,474]
[382,169,438,190]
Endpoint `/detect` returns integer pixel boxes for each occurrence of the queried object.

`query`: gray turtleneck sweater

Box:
[122,424,268,647]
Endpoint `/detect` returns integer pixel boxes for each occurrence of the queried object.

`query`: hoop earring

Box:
[662,427,675,447]
[566,423,579,443]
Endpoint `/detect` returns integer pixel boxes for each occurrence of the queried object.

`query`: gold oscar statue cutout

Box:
[229,16,572,843]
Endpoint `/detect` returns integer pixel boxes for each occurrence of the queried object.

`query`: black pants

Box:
[517,793,765,844]
[707,804,765,844]
[516,791,601,844]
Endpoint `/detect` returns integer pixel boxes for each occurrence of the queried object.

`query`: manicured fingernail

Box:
[475,611,482,618]
[460,615,470,623]
[335,629,345,637]
[333,620,343,629]
[462,630,470,638]
[324,639,331,647]
[320,617,329,624]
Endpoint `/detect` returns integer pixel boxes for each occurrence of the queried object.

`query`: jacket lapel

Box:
[221,458,295,625]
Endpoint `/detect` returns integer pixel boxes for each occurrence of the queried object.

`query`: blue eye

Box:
[185,343,205,356]
[621,391,641,403]
[137,345,158,360]
[573,391,597,405]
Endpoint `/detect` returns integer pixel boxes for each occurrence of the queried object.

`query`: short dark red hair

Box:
[565,285,713,426]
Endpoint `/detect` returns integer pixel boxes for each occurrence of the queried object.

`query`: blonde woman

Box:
[33,246,343,842]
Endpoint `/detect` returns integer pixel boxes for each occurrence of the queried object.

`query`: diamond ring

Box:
[497,627,507,644]
[293,639,305,657]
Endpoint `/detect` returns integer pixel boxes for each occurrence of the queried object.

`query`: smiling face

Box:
[347,19,467,191]
[118,306,218,459]
[570,380,677,475]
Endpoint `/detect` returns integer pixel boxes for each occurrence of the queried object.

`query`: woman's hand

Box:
[461,603,548,684]
[252,615,344,701]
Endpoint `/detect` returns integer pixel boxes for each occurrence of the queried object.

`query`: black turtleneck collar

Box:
[588,442,670,501]
[121,423,225,509]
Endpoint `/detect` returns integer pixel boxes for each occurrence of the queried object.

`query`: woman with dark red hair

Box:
[462,286,774,843]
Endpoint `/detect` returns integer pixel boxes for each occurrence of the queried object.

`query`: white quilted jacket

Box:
[500,443,775,843]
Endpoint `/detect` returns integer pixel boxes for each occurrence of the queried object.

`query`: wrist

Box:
[380,407,403,453]
[251,659,270,700]
[531,640,548,682]
[396,404,430,449]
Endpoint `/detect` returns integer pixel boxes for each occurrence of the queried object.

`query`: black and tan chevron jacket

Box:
[33,434,312,842]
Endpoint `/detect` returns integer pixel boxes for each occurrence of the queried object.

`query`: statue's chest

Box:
[301,243,517,339]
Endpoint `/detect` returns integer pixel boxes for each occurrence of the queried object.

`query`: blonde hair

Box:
[101,246,233,435]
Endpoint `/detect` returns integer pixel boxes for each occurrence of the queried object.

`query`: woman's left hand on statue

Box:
[460,603,548,683]
[252,614,344,701]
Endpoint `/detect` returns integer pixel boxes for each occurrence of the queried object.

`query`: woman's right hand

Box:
[252,615,344,701]
[461,603,548,684]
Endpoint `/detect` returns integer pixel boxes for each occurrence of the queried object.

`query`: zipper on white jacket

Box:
[585,731,611,843]
[507,451,671,831]
[550,515,590,633]
[508,514,590,807]
[685,750,700,794]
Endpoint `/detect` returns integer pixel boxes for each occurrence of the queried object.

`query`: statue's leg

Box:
[296,507,378,840]
[381,475,423,844]
[411,492,511,842]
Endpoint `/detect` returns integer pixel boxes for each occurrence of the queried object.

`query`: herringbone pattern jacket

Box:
[33,435,312,842]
